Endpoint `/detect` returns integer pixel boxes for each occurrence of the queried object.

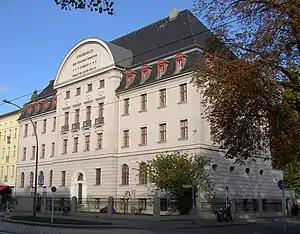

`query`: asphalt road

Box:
[0,219,300,234]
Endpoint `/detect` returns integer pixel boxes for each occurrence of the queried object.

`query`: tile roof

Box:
[110,9,212,67]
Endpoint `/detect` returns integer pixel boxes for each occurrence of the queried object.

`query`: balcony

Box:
[61,125,69,133]
[72,122,80,131]
[83,120,92,129]
[95,117,104,127]
[5,156,9,163]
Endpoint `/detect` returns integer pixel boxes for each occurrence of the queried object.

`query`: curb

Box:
[3,216,141,230]
[176,221,258,229]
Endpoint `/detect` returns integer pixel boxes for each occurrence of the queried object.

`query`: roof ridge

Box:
[110,9,190,44]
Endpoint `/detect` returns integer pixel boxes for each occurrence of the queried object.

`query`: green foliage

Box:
[30,90,38,101]
[54,0,114,15]
[145,152,214,199]
[284,161,300,196]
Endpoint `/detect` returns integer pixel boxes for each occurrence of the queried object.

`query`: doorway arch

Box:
[70,171,87,206]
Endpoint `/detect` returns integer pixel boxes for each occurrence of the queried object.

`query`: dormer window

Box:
[125,70,136,87]
[141,65,152,83]
[52,95,57,107]
[175,53,187,73]
[157,60,168,78]
[43,99,49,110]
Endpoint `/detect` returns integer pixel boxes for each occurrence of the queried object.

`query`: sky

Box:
[0,0,197,114]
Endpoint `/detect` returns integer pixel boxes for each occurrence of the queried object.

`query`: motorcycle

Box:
[215,205,233,222]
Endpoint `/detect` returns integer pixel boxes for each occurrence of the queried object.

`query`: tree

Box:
[144,152,214,214]
[54,0,114,15]
[283,161,300,196]
[192,0,300,167]
[30,90,38,101]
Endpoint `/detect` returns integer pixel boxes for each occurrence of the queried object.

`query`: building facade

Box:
[15,9,284,204]
[0,110,19,191]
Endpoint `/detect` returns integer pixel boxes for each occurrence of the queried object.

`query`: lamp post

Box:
[3,99,39,217]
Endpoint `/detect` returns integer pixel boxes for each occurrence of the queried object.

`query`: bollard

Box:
[107,196,114,217]
[71,196,77,214]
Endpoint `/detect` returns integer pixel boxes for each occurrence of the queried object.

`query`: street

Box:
[0,219,300,234]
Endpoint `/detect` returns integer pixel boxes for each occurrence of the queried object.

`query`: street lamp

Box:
[3,99,39,217]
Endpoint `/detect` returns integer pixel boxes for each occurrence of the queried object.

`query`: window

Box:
[159,89,166,107]
[99,79,105,88]
[24,124,28,137]
[229,166,235,173]
[97,133,103,149]
[180,119,188,139]
[11,165,14,177]
[87,83,92,92]
[32,146,36,160]
[51,143,55,157]
[158,64,165,78]
[95,168,101,185]
[245,168,250,174]
[140,94,147,111]
[53,117,56,131]
[23,147,27,160]
[85,135,90,151]
[3,131,5,140]
[14,128,17,138]
[73,137,78,152]
[259,169,264,175]
[2,148,4,158]
[142,69,149,81]
[0,166,3,177]
[20,172,25,187]
[13,146,16,156]
[126,73,134,87]
[139,162,147,184]
[123,130,129,147]
[121,164,129,185]
[62,139,68,154]
[49,170,53,187]
[33,122,37,135]
[42,119,47,133]
[86,106,91,121]
[159,123,167,142]
[179,83,187,102]
[98,103,104,117]
[65,91,70,99]
[140,127,147,145]
[61,171,66,186]
[75,109,80,123]
[7,147,10,157]
[41,144,45,158]
[76,87,81,96]
[124,98,129,115]
[64,112,69,126]
[30,172,34,187]
[212,164,218,171]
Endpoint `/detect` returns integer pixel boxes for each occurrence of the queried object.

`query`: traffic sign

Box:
[51,186,57,193]
[38,175,44,186]
[278,180,285,190]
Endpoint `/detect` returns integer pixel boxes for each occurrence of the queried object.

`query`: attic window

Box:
[43,99,49,110]
[52,95,57,106]
[125,70,136,87]
[175,53,187,73]
[141,65,152,82]
[157,60,168,78]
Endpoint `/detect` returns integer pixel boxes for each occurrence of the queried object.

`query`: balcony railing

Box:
[61,125,69,133]
[83,120,92,128]
[95,117,104,126]
[72,122,80,131]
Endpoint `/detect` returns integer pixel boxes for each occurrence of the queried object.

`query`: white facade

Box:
[16,36,283,202]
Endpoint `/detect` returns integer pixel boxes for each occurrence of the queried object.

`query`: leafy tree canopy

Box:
[54,0,114,15]
[192,0,300,167]
[30,90,38,101]
[145,152,214,200]
[283,161,300,196]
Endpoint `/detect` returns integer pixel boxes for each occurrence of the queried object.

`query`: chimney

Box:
[169,8,180,21]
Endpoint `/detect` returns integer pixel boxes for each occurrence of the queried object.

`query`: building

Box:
[0,110,20,194]
[15,9,284,206]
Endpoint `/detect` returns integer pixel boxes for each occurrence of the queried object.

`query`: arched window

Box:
[20,172,25,188]
[121,164,129,185]
[139,162,147,185]
[77,173,83,181]
[30,172,34,187]
[39,171,44,187]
